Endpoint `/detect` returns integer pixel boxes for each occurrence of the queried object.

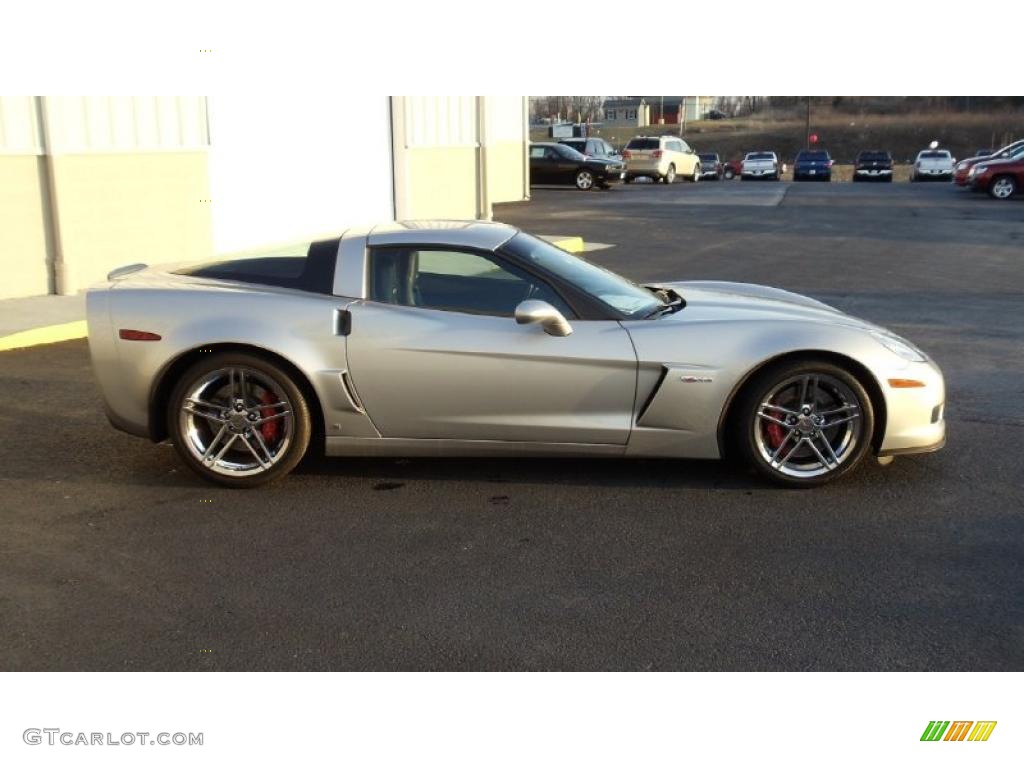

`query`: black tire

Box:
[723,168,735,180]
[167,352,313,488]
[624,175,633,184]
[663,164,676,184]
[729,358,875,488]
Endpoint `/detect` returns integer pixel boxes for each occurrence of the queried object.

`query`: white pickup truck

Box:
[741,151,781,181]
[912,149,956,181]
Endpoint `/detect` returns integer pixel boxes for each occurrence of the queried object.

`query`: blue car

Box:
[793,150,833,181]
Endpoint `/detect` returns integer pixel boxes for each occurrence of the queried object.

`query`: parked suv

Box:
[622,136,701,184]
[853,150,894,182]
[559,137,622,162]
[793,150,834,181]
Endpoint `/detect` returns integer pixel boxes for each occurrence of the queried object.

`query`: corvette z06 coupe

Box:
[87,222,946,488]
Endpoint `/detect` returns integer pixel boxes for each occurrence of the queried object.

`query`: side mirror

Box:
[515,300,573,337]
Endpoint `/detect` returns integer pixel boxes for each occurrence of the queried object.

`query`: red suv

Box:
[954,139,1024,186]
[968,156,1023,199]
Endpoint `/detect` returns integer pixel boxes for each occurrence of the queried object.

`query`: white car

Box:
[741,151,781,180]
[912,149,955,182]
[622,136,701,184]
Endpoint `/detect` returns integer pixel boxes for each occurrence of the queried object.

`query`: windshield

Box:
[746,152,774,160]
[797,151,829,161]
[698,153,718,162]
[857,151,890,161]
[919,151,951,159]
[503,233,663,319]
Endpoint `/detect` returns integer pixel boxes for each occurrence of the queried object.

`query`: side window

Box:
[369,248,575,318]
[546,147,562,160]
[679,140,691,153]
[529,146,547,159]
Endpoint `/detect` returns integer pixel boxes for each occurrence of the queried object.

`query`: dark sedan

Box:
[530,142,625,190]
[853,150,894,182]
[792,150,833,181]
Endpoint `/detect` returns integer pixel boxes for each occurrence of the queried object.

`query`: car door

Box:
[550,145,579,182]
[529,145,552,183]
[345,246,638,445]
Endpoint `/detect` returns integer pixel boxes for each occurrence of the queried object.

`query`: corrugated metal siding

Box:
[402,96,478,148]
[0,96,42,153]
[39,96,209,153]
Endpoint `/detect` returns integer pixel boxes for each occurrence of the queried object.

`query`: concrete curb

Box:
[0,321,88,352]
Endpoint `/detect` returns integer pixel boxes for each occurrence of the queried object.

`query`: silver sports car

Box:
[86,221,945,488]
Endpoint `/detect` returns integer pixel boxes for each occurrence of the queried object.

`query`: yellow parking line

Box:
[0,320,88,352]
[545,236,585,253]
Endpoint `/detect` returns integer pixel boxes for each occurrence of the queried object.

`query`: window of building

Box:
[605,109,617,120]
[626,109,637,119]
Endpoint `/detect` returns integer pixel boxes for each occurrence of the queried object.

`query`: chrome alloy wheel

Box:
[664,164,676,184]
[178,366,294,477]
[990,176,1015,199]
[753,373,863,479]
[576,170,594,190]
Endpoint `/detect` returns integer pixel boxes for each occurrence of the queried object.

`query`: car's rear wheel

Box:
[623,175,633,184]
[664,164,676,184]
[690,164,700,182]
[575,169,595,190]
[731,359,874,487]
[168,352,312,487]
[989,175,1016,199]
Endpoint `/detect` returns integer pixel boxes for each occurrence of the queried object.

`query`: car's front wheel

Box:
[723,168,735,180]
[731,359,874,487]
[575,169,595,190]
[989,175,1016,199]
[168,352,312,487]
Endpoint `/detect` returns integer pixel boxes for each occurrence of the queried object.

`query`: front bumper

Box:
[877,358,946,456]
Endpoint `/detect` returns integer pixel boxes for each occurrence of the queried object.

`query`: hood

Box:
[651,280,885,332]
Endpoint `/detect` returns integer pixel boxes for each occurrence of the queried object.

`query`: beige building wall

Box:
[0,154,52,298]
[0,96,212,297]
[392,96,528,221]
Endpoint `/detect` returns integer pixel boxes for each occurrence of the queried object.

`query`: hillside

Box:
[532,107,1024,163]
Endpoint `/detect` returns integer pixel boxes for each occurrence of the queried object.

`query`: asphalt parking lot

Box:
[2,180,1022,671]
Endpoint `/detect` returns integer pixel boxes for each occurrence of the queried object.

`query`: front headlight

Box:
[871,331,927,362]
[972,164,987,176]
[957,161,967,170]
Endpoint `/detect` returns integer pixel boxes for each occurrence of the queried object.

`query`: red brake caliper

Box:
[765,398,786,449]
[259,390,280,443]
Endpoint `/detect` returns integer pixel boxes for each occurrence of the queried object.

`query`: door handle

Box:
[335,308,352,336]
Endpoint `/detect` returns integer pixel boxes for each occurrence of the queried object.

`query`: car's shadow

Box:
[294,453,786,492]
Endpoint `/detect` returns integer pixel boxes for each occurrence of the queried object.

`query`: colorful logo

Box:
[921,721,997,742]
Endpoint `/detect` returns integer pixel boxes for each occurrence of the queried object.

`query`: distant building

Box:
[602,97,715,127]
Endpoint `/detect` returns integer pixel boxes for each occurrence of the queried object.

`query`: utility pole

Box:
[805,96,811,149]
